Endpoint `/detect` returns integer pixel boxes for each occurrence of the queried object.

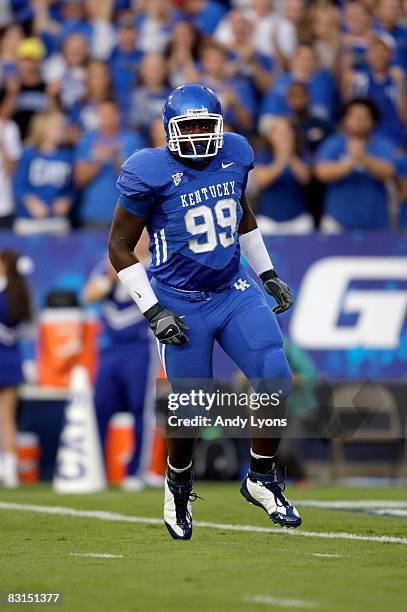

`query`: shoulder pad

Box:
[121,147,170,190]
[222,132,255,170]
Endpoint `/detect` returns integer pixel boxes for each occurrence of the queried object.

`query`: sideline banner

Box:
[263,233,406,379]
[0,231,405,379]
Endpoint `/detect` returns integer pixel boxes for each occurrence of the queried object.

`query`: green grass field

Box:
[0,483,406,611]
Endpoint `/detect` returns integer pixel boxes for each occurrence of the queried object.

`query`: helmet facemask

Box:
[167,109,224,159]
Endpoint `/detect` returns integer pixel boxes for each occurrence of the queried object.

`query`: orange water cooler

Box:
[105,413,135,484]
[105,413,167,484]
[17,432,40,484]
[37,308,99,387]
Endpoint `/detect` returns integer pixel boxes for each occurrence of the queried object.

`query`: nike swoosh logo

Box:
[131,290,142,299]
[165,327,176,337]
[222,162,234,168]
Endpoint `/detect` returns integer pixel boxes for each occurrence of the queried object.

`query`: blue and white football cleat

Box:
[164,472,200,540]
[240,470,301,528]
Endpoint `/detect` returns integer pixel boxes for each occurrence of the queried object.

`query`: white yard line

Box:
[191,519,407,545]
[1,502,407,546]
[295,500,407,509]
[309,553,342,558]
[243,595,319,608]
[294,500,407,518]
[365,509,407,518]
[69,553,123,559]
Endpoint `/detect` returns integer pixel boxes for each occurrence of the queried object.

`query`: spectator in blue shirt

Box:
[199,42,256,134]
[216,9,274,99]
[341,1,373,72]
[253,117,313,234]
[214,0,297,66]
[181,0,226,36]
[311,4,341,74]
[33,0,115,60]
[6,37,50,140]
[69,60,113,135]
[9,0,32,25]
[44,32,89,113]
[0,24,22,83]
[127,52,171,139]
[74,98,145,228]
[110,14,143,116]
[285,81,333,227]
[165,20,201,89]
[259,44,337,128]
[375,0,407,72]
[284,81,333,155]
[315,99,396,232]
[343,33,407,148]
[14,111,74,234]
[136,0,178,54]
[33,0,92,57]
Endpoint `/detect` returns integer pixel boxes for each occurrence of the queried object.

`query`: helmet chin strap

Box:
[185,137,213,158]
[175,135,220,159]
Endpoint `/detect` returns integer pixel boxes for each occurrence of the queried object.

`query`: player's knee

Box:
[261,347,292,397]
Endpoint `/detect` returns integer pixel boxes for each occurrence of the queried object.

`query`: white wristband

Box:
[117,262,158,314]
[239,228,273,276]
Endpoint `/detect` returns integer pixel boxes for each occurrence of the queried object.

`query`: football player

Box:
[108,83,301,540]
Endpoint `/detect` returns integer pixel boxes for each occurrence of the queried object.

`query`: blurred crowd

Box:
[0,0,407,233]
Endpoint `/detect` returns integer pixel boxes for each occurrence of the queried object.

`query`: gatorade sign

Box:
[291,257,407,349]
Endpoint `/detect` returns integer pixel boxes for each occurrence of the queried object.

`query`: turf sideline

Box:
[1,501,407,546]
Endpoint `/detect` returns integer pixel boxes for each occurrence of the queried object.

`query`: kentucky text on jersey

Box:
[180,181,236,208]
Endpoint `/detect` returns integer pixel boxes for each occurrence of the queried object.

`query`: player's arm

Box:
[82,264,115,304]
[108,204,188,345]
[238,193,293,314]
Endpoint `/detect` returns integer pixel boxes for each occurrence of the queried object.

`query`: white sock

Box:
[3,453,18,488]
[167,459,192,473]
[250,449,276,460]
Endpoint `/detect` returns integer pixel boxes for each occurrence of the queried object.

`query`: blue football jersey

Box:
[116,132,254,291]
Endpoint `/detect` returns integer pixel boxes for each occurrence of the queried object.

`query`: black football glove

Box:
[260,269,294,314]
[144,303,189,345]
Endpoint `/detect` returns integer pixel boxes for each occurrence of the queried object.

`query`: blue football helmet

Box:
[162,83,224,159]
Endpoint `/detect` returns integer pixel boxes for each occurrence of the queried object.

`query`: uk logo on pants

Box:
[233,278,251,292]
